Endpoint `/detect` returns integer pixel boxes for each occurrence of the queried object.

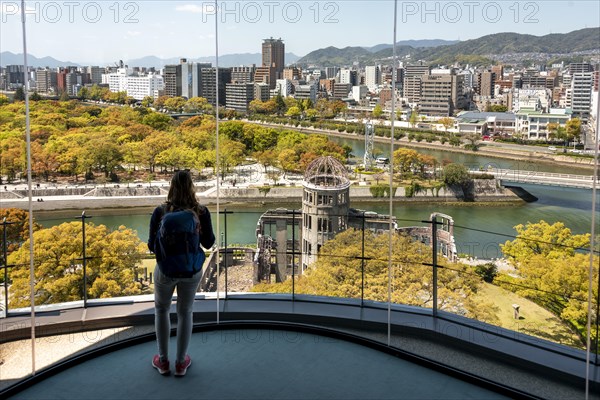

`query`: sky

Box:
[1,0,599,64]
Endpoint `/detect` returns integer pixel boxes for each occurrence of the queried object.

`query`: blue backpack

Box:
[156,209,205,278]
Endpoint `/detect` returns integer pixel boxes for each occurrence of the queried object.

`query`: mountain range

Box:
[0,51,301,68]
[297,27,600,67]
[1,28,598,69]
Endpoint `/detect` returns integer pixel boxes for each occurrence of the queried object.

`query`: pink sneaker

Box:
[175,355,191,377]
[152,355,170,375]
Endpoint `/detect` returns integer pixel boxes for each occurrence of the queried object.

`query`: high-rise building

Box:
[163,59,211,98]
[200,67,231,106]
[179,59,212,99]
[339,69,357,86]
[332,83,352,100]
[419,70,465,117]
[254,83,270,102]
[226,83,255,112]
[491,65,504,80]
[477,71,495,97]
[403,64,430,103]
[294,83,317,104]
[258,38,285,89]
[567,72,593,123]
[365,66,381,91]
[262,37,285,74]
[273,79,293,97]
[320,78,335,96]
[163,64,181,97]
[87,66,103,85]
[283,67,301,81]
[254,66,276,89]
[568,63,593,74]
[325,67,339,80]
[6,65,26,88]
[35,68,58,94]
[231,66,255,84]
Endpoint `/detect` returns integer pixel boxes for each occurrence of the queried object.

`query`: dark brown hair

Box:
[166,170,199,211]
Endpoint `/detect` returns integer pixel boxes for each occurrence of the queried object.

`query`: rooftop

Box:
[1,295,598,399]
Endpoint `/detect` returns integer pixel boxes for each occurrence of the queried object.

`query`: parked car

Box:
[548,146,557,151]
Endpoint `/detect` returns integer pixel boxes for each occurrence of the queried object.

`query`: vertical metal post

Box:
[431,215,438,317]
[2,218,14,315]
[361,211,365,305]
[219,209,233,299]
[224,209,228,297]
[292,210,296,299]
[595,254,600,364]
[76,211,92,308]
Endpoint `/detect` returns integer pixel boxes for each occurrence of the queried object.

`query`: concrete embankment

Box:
[252,121,596,171]
[0,180,524,212]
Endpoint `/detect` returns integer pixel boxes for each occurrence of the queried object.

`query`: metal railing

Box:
[1,208,598,357]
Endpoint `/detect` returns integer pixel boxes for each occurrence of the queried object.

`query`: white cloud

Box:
[175,4,204,13]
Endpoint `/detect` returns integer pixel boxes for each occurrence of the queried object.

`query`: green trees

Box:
[438,117,454,132]
[13,87,25,101]
[409,108,418,128]
[285,106,302,119]
[566,118,582,146]
[7,222,147,307]
[393,148,420,179]
[442,163,470,187]
[184,97,212,113]
[442,163,473,200]
[254,229,497,322]
[463,133,481,151]
[0,99,347,183]
[372,104,383,119]
[501,221,594,341]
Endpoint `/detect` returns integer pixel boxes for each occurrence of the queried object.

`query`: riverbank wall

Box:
[253,121,597,170]
[0,180,523,211]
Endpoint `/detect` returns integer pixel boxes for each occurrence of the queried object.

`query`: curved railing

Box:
[2,208,597,354]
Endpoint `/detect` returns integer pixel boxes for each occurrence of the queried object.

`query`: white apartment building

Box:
[339,69,355,85]
[515,108,572,140]
[104,68,164,100]
[352,85,368,102]
[365,66,381,91]
[512,88,552,113]
[272,79,293,97]
[566,72,593,123]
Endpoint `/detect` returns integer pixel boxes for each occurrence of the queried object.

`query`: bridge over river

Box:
[472,169,597,189]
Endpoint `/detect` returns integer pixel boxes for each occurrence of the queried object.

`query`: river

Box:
[35,140,598,259]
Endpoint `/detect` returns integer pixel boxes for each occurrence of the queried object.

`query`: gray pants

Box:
[154,266,202,364]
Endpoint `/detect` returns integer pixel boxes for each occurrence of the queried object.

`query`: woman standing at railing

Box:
[148,170,215,377]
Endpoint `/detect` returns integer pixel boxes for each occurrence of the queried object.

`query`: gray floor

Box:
[11,328,507,400]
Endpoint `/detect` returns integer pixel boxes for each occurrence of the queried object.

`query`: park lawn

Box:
[475,283,583,349]
[141,258,156,272]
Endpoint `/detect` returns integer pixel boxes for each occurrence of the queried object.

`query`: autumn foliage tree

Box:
[0,208,41,256]
[254,229,498,323]
[8,222,147,307]
[501,220,595,342]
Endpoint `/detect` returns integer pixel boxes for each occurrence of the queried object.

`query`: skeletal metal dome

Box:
[303,156,349,188]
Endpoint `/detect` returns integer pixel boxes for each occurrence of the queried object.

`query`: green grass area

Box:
[475,283,583,349]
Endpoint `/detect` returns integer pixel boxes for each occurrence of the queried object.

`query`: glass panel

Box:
[388,217,434,310]
[1,0,599,396]
[443,214,597,352]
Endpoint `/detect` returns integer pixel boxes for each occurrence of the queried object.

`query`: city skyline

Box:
[1,0,599,65]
